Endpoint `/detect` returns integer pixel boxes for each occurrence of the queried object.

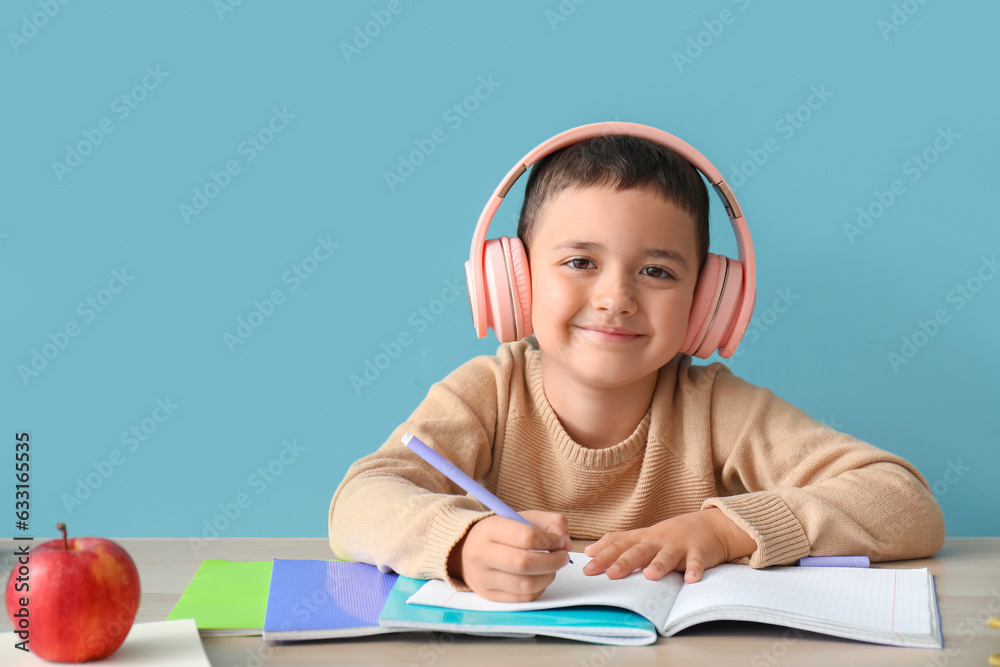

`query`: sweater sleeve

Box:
[328,349,513,589]
[698,365,946,569]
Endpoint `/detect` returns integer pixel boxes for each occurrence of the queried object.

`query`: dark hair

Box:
[516,135,710,272]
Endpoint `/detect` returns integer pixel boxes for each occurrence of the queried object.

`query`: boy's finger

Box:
[684,552,706,583]
[502,512,570,552]
[485,517,558,553]
[476,569,558,603]
[527,525,570,552]
[606,543,656,579]
[485,523,568,561]
[548,513,570,537]
[541,531,573,556]
[543,528,572,555]
[522,511,571,545]
[644,550,683,581]
[582,542,628,574]
[582,541,643,577]
[583,533,611,558]
[584,535,609,556]
[582,546,617,575]
[488,542,571,576]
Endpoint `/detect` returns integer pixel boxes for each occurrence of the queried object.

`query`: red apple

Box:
[5,523,141,662]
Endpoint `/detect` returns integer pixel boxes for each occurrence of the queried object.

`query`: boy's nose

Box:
[591,272,637,313]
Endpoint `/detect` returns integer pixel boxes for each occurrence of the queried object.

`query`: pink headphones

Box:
[464,122,757,359]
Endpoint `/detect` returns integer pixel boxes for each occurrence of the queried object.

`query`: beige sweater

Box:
[328,337,945,590]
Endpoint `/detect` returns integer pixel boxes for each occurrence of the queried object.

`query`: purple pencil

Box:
[402,432,572,562]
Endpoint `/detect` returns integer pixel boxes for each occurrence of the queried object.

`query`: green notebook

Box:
[166,560,274,637]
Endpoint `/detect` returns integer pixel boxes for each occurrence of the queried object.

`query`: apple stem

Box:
[56,522,68,550]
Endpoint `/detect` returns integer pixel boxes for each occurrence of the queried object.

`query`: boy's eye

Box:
[565,258,595,270]
[642,266,675,280]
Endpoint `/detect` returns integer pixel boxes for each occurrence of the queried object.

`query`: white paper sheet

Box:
[0,619,211,666]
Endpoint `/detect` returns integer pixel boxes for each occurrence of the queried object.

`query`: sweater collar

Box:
[521,339,682,468]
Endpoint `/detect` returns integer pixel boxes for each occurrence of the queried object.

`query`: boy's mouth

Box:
[577,324,643,342]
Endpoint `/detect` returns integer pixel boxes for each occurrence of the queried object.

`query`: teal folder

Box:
[379,575,659,646]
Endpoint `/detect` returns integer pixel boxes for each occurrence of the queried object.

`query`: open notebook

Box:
[404,552,944,648]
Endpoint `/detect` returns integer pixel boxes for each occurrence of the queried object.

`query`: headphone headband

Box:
[467,121,756,358]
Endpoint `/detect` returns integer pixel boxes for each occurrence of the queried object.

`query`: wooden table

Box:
[3,537,999,666]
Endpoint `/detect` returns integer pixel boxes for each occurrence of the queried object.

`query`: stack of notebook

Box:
[167,552,944,648]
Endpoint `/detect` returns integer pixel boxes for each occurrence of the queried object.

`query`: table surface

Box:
[2,537,999,666]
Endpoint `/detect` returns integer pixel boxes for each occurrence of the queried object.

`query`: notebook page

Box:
[664,564,936,644]
[406,552,683,628]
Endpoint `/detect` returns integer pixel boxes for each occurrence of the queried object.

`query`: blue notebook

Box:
[263,559,410,641]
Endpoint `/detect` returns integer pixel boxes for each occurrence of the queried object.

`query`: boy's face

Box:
[528,185,700,392]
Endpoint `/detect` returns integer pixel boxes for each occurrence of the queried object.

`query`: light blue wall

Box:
[2,1,996,541]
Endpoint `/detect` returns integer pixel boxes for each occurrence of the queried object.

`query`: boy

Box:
[329,130,945,603]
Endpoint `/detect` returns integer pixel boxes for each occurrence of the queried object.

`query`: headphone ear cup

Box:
[696,257,743,357]
[683,254,724,357]
[506,236,533,339]
[482,238,517,343]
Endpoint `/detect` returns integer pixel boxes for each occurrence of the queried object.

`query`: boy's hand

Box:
[582,508,757,583]
[448,510,573,603]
